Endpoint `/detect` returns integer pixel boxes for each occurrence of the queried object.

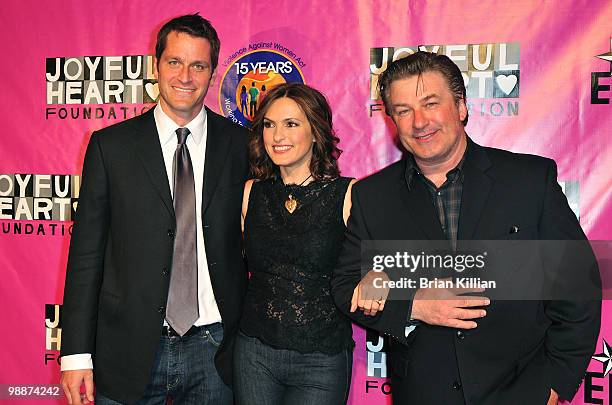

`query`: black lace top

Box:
[240,176,354,354]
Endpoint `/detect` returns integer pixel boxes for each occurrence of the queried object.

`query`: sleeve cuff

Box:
[405,324,418,336]
[60,353,93,371]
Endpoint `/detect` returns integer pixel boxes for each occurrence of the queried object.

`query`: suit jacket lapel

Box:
[395,165,446,240]
[128,108,174,217]
[458,140,493,240]
[202,107,232,213]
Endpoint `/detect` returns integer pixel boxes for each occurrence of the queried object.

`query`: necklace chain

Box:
[284,173,313,187]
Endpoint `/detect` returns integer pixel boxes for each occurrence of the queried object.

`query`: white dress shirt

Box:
[61,104,221,371]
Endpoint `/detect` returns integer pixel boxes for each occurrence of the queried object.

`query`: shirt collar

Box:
[154,104,207,147]
[404,139,468,190]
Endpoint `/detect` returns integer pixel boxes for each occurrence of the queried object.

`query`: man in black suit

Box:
[59,14,248,405]
[332,52,601,404]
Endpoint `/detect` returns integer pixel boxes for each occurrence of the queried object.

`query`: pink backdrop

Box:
[0,1,610,403]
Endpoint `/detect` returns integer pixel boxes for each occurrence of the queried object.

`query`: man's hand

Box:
[60,369,94,405]
[351,270,390,316]
[411,281,490,328]
[546,388,559,405]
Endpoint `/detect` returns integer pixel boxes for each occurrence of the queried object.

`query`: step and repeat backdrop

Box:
[1,1,611,404]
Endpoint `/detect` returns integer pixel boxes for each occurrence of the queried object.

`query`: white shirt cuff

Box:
[405,324,418,337]
[60,354,93,371]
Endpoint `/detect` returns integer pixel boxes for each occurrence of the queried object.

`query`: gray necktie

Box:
[166,127,199,336]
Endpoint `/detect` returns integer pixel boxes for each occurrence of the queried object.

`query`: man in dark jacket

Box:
[332,51,601,405]
[60,14,248,405]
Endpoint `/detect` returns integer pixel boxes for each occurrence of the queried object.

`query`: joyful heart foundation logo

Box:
[369,43,521,119]
[370,43,521,100]
[46,55,157,105]
[0,174,80,221]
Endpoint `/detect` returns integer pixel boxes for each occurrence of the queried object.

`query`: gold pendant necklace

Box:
[284,174,312,214]
[284,194,298,214]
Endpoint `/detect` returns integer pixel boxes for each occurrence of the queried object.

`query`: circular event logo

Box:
[219,50,305,127]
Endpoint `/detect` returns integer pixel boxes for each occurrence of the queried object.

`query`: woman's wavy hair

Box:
[249,83,342,180]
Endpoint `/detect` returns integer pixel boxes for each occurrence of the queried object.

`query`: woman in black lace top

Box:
[233,83,356,405]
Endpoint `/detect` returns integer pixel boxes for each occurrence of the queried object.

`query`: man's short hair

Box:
[378,51,469,126]
[155,13,220,71]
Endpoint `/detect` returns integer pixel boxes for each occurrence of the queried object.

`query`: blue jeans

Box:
[95,323,232,405]
[233,331,352,405]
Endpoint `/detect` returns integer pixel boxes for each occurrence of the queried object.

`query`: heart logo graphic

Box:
[495,75,517,95]
[145,82,159,101]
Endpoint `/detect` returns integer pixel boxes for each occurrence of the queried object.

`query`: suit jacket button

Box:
[158,306,166,314]
[162,267,169,276]
[452,381,462,390]
[456,331,465,340]
[167,229,174,238]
